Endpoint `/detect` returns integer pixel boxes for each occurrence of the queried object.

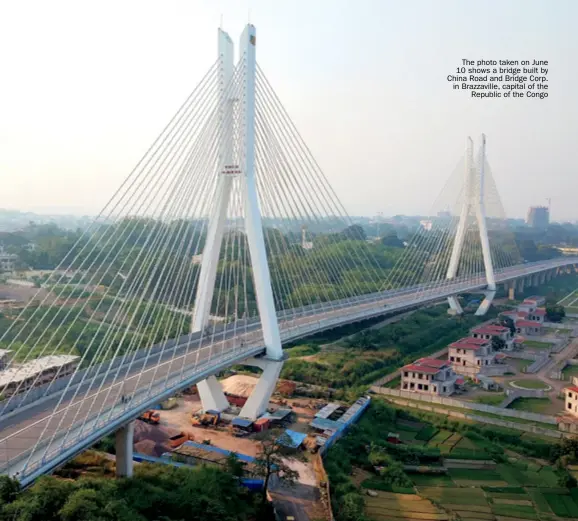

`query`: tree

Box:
[546,304,566,323]
[253,429,299,504]
[491,336,506,351]
[0,475,19,505]
[381,231,404,248]
[342,224,366,241]
[225,452,245,478]
[500,316,516,336]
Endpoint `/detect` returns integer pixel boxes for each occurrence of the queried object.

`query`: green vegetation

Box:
[0,462,267,521]
[508,397,554,414]
[282,304,498,393]
[386,394,558,430]
[510,379,551,390]
[562,364,578,380]
[325,400,578,521]
[523,340,552,349]
[546,304,566,323]
[474,393,506,406]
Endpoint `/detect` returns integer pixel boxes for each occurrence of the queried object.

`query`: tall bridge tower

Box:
[192,25,284,420]
[446,135,496,316]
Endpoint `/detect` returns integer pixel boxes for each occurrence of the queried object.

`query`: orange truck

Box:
[139,410,160,425]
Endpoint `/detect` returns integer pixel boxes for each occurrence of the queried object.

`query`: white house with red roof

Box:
[564,383,578,418]
[515,319,544,336]
[448,337,500,378]
[471,324,513,349]
[401,358,460,396]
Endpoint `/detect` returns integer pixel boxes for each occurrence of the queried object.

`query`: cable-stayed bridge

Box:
[1,24,577,487]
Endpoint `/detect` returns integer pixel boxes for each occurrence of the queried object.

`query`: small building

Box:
[522,296,546,308]
[516,320,544,336]
[564,386,578,417]
[278,429,307,450]
[0,251,17,272]
[448,337,497,377]
[401,358,459,396]
[0,355,79,398]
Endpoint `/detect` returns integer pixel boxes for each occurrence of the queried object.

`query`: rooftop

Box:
[471,325,508,335]
[315,402,341,420]
[516,320,543,328]
[532,308,547,315]
[566,386,578,394]
[0,355,79,388]
[404,357,449,374]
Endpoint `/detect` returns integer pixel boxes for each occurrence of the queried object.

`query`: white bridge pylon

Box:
[192,25,283,420]
[446,134,496,316]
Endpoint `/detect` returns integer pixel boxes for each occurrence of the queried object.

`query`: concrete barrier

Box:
[370,386,556,424]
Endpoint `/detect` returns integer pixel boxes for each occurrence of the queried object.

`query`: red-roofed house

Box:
[448,337,498,377]
[521,296,546,309]
[527,308,547,323]
[565,385,578,417]
[516,320,544,336]
[401,358,459,396]
[471,324,513,348]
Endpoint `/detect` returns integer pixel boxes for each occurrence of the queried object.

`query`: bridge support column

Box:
[447,296,463,315]
[475,290,495,316]
[197,376,229,413]
[516,278,525,294]
[508,281,516,301]
[239,358,284,420]
[540,271,546,284]
[115,421,134,478]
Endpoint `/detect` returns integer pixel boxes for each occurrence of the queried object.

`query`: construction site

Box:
[131,373,370,521]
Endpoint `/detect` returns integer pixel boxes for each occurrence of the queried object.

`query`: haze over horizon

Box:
[1,0,576,221]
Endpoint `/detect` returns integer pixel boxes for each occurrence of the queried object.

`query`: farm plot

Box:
[364,491,447,521]
[425,430,453,447]
[417,487,489,506]
[448,468,508,487]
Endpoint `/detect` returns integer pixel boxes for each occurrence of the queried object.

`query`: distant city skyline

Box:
[1,1,576,220]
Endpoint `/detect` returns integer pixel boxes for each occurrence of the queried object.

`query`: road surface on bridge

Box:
[0,257,575,484]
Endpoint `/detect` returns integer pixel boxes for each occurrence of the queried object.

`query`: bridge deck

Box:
[0,257,575,485]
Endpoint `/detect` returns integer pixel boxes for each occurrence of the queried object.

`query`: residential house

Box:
[564,386,578,418]
[401,358,461,396]
[448,337,498,378]
[515,320,544,336]
[471,324,513,349]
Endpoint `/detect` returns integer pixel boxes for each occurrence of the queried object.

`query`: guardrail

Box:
[2,256,577,484]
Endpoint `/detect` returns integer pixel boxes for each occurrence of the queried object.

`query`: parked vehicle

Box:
[138,410,160,425]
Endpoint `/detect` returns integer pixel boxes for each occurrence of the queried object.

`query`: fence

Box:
[526,355,551,374]
[381,395,562,439]
[370,386,556,424]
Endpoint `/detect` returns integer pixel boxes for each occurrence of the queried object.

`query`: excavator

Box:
[191,410,220,427]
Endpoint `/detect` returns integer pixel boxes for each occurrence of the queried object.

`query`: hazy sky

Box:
[1,0,576,221]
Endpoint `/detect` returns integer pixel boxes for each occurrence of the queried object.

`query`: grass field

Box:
[523,340,552,349]
[509,379,551,390]
[474,393,506,406]
[507,397,553,414]
[562,364,578,379]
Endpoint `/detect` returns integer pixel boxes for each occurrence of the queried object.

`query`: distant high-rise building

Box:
[526,206,550,229]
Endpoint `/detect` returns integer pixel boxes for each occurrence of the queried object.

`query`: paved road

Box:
[0,257,576,483]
